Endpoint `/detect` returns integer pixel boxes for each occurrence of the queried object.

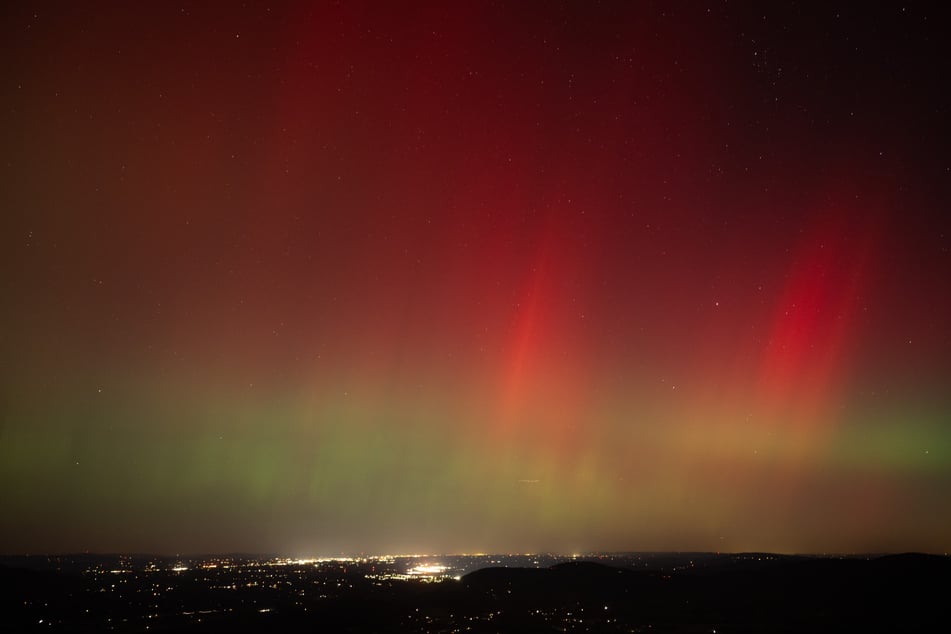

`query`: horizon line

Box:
[4,549,947,559]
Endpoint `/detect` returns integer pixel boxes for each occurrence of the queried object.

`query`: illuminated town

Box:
[3,2,950,632]
[11,552,632,631]
[8,552,947,632]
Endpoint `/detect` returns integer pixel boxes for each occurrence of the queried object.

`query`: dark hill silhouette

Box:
[458,555,949,632]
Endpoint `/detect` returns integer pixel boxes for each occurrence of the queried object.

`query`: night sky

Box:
[2,2,950,556]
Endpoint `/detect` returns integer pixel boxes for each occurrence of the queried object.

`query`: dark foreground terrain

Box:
[3,552,948,632]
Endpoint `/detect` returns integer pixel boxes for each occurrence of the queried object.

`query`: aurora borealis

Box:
[2,2,950,556]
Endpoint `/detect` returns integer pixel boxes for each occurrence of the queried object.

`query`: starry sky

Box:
[2,2,950,556]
